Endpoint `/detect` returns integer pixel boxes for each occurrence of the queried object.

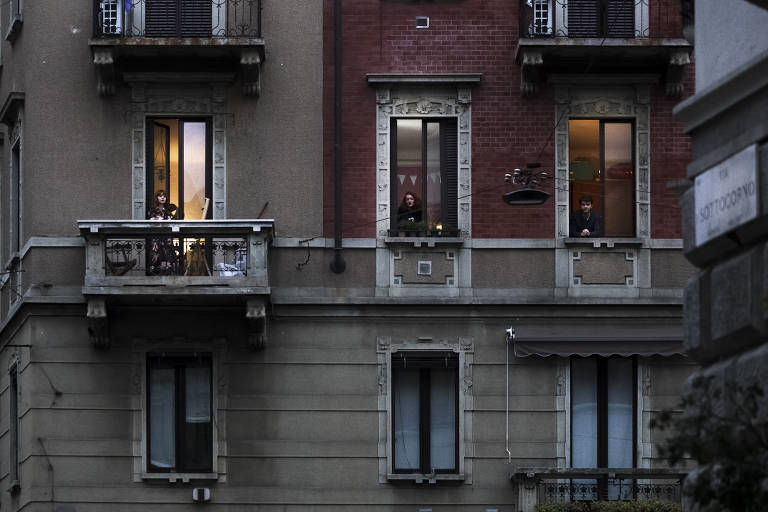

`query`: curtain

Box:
[393,369,420,470]
[149,366,176,468]
[430,368,457,470]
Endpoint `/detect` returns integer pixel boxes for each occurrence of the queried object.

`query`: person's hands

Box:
[581,229,590,237]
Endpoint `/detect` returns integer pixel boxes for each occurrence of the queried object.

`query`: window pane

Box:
[149,365,176,469]
[393,368,420,470]
[183,363,212,472]
[395,120,423,229]
[571,358,597,468]
[569,119,601,217]
[183,122,207,220]
[429,368,456,470]
[607,359,633,467]
[425,122,442,227]
[604,123,634,236]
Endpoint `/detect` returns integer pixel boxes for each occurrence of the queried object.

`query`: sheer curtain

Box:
[149,366,176,469]
[607,358,633,499]
[430,368,456,470]
[393,369,420,471]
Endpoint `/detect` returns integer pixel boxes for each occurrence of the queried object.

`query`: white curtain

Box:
[429,368,456,470]
[185,366,211,423]
[607,358,634,499]
[571,358,597,469]
[393,369,420,470]
[150,367,176,468]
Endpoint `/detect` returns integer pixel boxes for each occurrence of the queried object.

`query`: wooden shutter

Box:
[606,0,635,37]
[441,120,458,232]
[567,0,599,37]
[181,0,213,37]
[145,0,178,36]
[145,0,212,37]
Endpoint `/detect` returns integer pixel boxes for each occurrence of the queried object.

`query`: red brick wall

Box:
[323,0,692,240]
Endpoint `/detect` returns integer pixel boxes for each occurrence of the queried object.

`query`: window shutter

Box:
[145,0,179,36]
[606,0,635,37]
[181,0,213,37]
[567,0,599,37]
[441,120,458,231]
[145,0,212,37]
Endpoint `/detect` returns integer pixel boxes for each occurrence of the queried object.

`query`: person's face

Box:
[405,194,415,207]
[156,193,167,204]
[580,201,592,214]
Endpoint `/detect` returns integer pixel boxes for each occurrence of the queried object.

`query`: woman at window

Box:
[397,191,423,226]
[147,190,179,275]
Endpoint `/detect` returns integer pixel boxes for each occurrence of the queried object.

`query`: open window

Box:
[146,118,212,220]
[147,353,213,473]
[569,120,635,237]
[390,118,458,236]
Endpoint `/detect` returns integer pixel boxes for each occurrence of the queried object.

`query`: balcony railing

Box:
[519,0,683,39]
[512,468,686,512]
[94,0,262,38]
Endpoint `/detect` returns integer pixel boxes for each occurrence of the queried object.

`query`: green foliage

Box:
[650,375,768,512]
[535,500,680,512]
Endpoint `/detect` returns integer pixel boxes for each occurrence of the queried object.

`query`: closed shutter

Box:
[441,120,458,232]
[181,0,213,37]
[145,0,178,36]
[567,0,599,37]
[145,0,212,37]
[606,0,635,37]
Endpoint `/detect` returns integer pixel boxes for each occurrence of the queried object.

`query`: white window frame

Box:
[529,0,553,35]
[377,336,474,484]
[5,0,22,42]
[99,0,123,35]
[132,338,228,483]
[556,0,649,38]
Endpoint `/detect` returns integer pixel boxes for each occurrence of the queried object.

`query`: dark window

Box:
[391,118,458,235]
[146,118,212,220]
[568,0,634,38]
[9,364,19,487]
[147,354,213,473]
[569,119,635,237]
[145,0,212,37]
[571,357,636,498]
[11,139,21,253]
[392,351,458,474]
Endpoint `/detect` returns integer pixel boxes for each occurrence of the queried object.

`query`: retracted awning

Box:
[513,324,685,358]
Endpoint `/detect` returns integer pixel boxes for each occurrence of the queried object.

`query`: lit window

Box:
[569,120,634,237]
[147,354,212,473]
[391,119,458,236]
[392,351,458,474]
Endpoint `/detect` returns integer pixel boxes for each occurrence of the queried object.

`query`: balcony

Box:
[78,219,273,349]
[512,467,686,512]
[515,0,692,96]
[89,0,264,96]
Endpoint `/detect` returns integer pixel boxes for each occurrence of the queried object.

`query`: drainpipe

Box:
[330,0,346,273]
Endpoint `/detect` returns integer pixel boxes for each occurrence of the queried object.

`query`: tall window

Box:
[146,118,212,220]
[10,139,21,253]
[572,357,635,498]
[391,119,458,234]
[147,354,212,473]
[392,351,458,474]
[9,364,20,488]
[568,0,635,38]
[569,120,635,237]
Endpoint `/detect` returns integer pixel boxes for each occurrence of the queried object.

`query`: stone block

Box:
[683,272,709,362]
[572,250,635,285]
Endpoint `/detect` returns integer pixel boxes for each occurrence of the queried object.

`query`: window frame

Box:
[5,0,21,43]
[8,360,20,492]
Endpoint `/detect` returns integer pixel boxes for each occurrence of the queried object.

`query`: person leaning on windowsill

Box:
[569,195,602,238]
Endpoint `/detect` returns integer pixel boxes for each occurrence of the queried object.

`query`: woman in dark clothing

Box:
[397,191,423,225]
[147,190,179,275]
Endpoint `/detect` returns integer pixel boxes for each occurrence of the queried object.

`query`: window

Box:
[145,0,215,37]
[99,0,123,35]
[147,354,212,473]
[529,0,552,35]
[571,357,635,498]
[567,0,635,38]
[146,118,212,220]
[9,363,20,490]
[10,138,21,252]
[5,0,21,42]
[392,351,458,474]
[569,120,635,237]
[390,118,458,235]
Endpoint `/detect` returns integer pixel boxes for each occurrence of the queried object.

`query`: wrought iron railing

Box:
[94,0,262,38]
[518,0,683,39]
[106,236,247,277]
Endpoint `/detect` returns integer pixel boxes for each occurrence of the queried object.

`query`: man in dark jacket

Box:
[569,195,602,237]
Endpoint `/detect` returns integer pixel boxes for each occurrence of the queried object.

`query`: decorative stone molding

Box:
[666,49,691,98]
[240,49,262,97]
[93,47,116,97]
[246,297,267,350]
[87,297,109,349]
[519,48,543,96]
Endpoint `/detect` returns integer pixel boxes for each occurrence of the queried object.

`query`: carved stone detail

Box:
[87,298,109,349]
[93,47,116,97]
[571,98,633,116]
[519,49,543,96]
[666,49,691,98]
[240,49,262,97]
[246,297,268,350]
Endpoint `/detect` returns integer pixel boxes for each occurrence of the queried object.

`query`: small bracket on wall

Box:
[246,297,268,350]
[87,297,110,349]
[93,47,117,97]
[240,49,263,97]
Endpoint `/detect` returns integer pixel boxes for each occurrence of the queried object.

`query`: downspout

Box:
[330,0,346,273]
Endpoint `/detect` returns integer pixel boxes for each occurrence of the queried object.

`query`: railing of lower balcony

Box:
[513,468,686,512]
[93,0,262,38]
[519,0,683,39]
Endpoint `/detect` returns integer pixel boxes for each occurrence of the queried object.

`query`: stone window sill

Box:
[142,472,219,483]
[564,237,643,248]
[384,236,465,248]
[387,473,465,484]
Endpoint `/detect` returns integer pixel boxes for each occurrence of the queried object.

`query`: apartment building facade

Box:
[0,1,695,510]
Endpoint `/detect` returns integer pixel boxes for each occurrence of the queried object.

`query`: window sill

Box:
[5,15,22,43]
[142,472,219,483]
[7,479,20,494]
[564,237,643,248]
[387,473,465,484]
[384,235,465,248]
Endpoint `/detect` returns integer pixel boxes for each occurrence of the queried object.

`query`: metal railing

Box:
[94,0,262,38]
[519,0,683,39]
[513,468,686,512]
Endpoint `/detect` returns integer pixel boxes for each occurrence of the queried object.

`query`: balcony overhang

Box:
[88,37,265,97]
[515,38,692,97]
[78,219,274,350]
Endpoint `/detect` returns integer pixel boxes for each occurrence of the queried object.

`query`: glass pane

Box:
[569,120,601,217]
[425,122,442,228]
[395,119,423,229]
[571,358,597,468]
[429,368,456,471]
[183,122,208,220]
[604,123,634,236]
[149,365,176,469]
[607,359,633,467]
[184,362,212,472]
[393,368,420,470]
[185,366,211,423]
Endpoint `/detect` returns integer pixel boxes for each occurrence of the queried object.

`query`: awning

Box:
[513,324,685,358]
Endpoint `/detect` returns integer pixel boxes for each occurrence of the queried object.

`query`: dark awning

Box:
[513,324,685,358]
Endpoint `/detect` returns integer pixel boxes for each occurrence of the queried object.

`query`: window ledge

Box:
[387,473,464,484]
[5,15,22,43]
[384,236,465,248]
[7,479,20,494]
[142,472,219,483]
[564,237,643,248]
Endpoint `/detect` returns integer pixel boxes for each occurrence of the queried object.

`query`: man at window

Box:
[570,195,602,238]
